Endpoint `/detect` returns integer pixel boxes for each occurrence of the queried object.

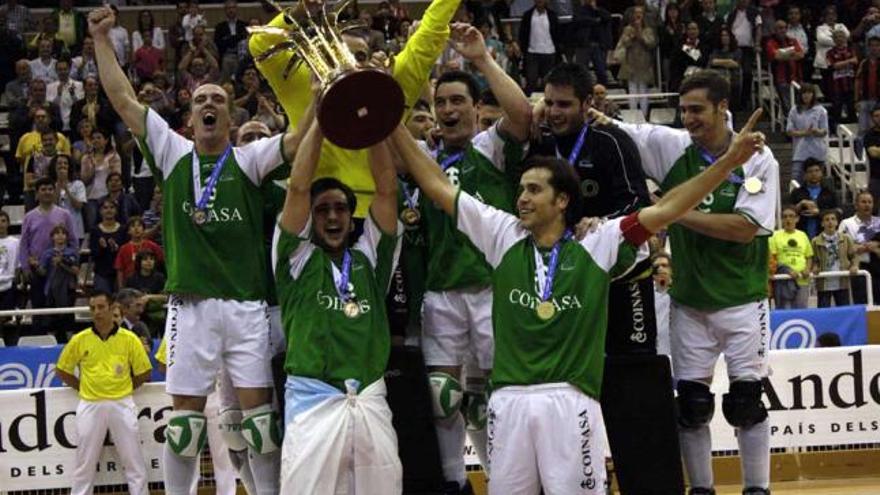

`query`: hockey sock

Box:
[737,418,770,489]
[229,450,258,495]
[162,442,200,495]
[436,413,467,488]
[679,424,714,489]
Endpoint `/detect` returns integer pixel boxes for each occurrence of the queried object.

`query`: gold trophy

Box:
[248,1,405,149]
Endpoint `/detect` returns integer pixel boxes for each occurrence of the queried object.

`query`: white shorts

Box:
[670,299,770,382]
[486,383,606,495]
[165,295,273,396]
[268,304,286,356]
[421,287,493,370]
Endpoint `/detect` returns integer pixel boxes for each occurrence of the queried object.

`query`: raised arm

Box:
[637,109,766,233]
[279,115,323,235]
[450,23,532,142]
[87,7,146,137]
[389,125,457,216]
[368,141,398,235]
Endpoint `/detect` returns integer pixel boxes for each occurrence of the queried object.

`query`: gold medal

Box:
[401,207,421,226]
[191,209,208,226]
[535,301,556,320]
[744,177,763,194]
[343,300,361,319]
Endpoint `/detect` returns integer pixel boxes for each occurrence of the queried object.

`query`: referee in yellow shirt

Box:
[56,291,153,495]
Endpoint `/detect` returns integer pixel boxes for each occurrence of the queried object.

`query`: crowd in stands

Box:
[5,0,880,340]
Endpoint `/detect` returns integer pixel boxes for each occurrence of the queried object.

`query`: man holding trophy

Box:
[88,6,307,495]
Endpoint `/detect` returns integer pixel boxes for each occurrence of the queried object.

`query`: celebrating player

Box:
[388,103,766,493]
[273,112,402,491]
[598,70,779,495]
[89,6,304,494]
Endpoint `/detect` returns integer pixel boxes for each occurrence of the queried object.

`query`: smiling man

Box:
[89,6,303,495]
[389,104,766,494]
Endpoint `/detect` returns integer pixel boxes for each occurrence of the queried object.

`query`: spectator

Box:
[252,92,286,134]
[355,11,387,53]
[652,251,672,357]
[786,6,811,81]
[51,0,86,56]
[767,19,804,115]
[660,3,687,87]
[168,1,189,64]
[726,0,761,108]
[571,0,612,86]
[132,30,165,83]
[116,287,151,338]
[671,21,710,97]
[617,6,658,116]
[786,83,828,183]
[81,127,122,231]
[71,36,98,81]
[55,291,151,495]
[404,99,434,141]
[46,59,84,133]
[131,10,166,54]
[1,59,30,108]
[825,29,858,130]
[49,154,86,241]
[181,1,207,44]
[125,249,165,295]
[89,199,125,294]
[178,51,219,95]
[27,16,64,61]
[141,185,162,245]
[234,65,261,116]
[0,211,20,347]
[864,105,880,199]
[623,0,661,29]
[37,224,79,342]
[70,76,117,134]
[696,0,724,51]
[855,36,880,139]
[101,172,142,227]
[709,26,743,108]
[817,332,842,347]
[29,38,58,84]
[114,216,163,290]
[71,118,93,164]
[107,6,130,69]
[789,158,838,238]
[387,19,412,55]
[839,190,880,304]
[770,206,814,309]
[852,6,880,46]
[23,129,62,211]
[812,210,859,307]
[19,177,78,336]
[214,0,247,82]
[136,81,171,118]
[0,0,31,37]
[518,0,562,94]
[10,78,62,144]
[15,107,70,170]
[0,12,25,92]
[591,83,621,120]
[814,6,849,94]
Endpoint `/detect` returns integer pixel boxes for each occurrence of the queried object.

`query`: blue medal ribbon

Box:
[557,125,589,166]
[698,145,741,186]
[437,151,464,171]
[334,250,353,302]
[193,144,233,213]
[537,230,571,302]
[401,181,418,209]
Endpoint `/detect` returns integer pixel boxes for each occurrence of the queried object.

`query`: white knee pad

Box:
[165,410,208,458]
[217,408,248,452]
[429,371,464,420]
[241,404,282,455]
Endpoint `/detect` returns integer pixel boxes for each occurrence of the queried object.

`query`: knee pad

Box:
[241,404,282,455]
[463,391,487,431]
[676,380,715,429]
[165,411,208,458]
[722,380,768,429]
[428,371,464,420]
[217,408,247,452]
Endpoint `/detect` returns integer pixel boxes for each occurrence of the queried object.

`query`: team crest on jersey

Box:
[445,167,461,187]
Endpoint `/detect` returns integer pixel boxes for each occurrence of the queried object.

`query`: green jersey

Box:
[455,192,645,398]
[421,124,526,291]
[398,179,428,330]
[617,121,779,310]
[273,215,401,392]
[138,109,287,301]
[261,164,292,306]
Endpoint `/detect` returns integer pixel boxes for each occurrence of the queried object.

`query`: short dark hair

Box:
[135,249,157,270]
[48,154,75,182]
[127,215,145,230]
[521,156,584,228]
[678,69,730,105]
[50,224,69,237]
[310,177,357,213]
[545,62,594,101]
[802,158,824,173]
[89,290,115,305]
[105,171,123,186]
[820,209,840,222]
[116,288,144,307]
[412,99,431,113]
[34,176,54,191]
[435,70,481,104]
[0,210,9,223]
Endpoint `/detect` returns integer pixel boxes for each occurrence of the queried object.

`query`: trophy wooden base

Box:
[318,68,405,149]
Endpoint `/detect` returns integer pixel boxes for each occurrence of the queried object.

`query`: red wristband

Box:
[620,211,652,246]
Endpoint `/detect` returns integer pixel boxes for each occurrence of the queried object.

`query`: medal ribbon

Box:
[698,145,742,186]
[192,144,233,212]
[556,124,589,165]
[333,250,353,302]
[401,180,420,209]
[437,151,464,171]
[534,231,571,302]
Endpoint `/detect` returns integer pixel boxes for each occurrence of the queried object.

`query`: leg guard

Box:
[241,404,282,455]
[463,391,487,431]
[217,408,247,452]
[722,380,768,429]
[677,380,716,429]
[165,410,208,458]
[428,371,464,420]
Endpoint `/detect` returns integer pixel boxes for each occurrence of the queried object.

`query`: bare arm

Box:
[637,109,766,235]
[281,101,315,164]
[88,7,145,137]
[56,369,80,391]
[674,210,761,243]
[279,117,323,235]
[389,125,457,216]
[132,370,151,389]
[368,141,399,235]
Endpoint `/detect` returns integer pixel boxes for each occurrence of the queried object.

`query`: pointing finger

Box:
[739,108,763,135]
